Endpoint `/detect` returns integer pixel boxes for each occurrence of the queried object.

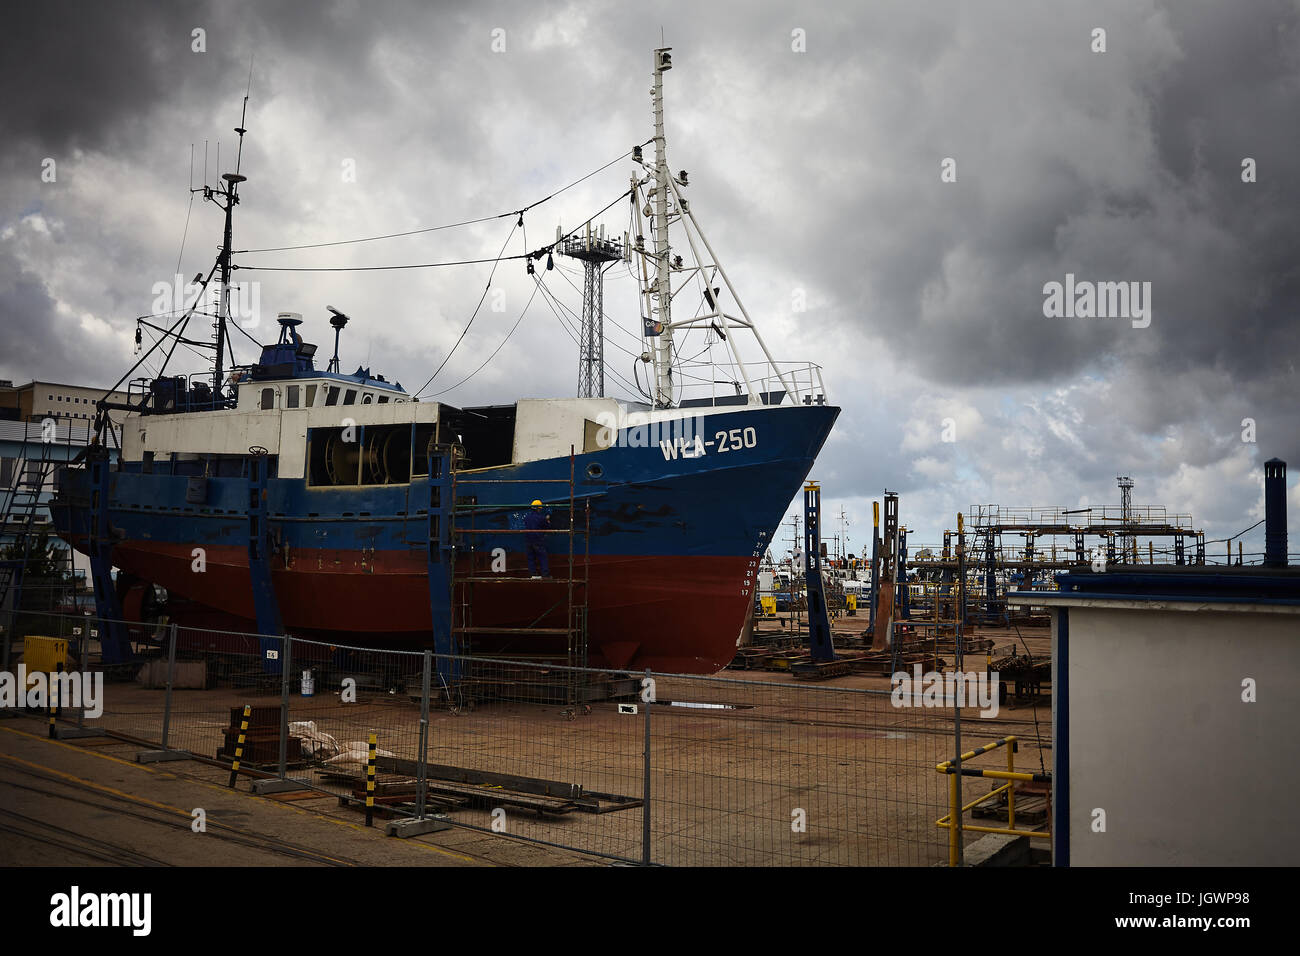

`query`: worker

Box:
[524,499,551,577]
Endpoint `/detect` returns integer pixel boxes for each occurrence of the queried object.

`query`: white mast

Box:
[649,47,675,407]
[631,46,821,410]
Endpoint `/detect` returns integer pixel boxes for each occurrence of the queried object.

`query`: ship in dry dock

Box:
[50,48,839,675]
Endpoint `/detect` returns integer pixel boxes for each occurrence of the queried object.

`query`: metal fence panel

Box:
[3,610,996,867]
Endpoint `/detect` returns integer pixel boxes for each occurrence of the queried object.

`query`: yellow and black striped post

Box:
[365,732,377,827]
[48,662,63,739]
[227,704,252,788]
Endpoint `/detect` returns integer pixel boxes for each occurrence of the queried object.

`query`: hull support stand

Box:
[87,453,132,665]
[427,448,457,692]
[246,454,284,674]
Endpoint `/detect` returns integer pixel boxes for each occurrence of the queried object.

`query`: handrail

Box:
[935,735,1051,866]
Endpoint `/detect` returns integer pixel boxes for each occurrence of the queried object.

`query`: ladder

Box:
[447,451,591,714]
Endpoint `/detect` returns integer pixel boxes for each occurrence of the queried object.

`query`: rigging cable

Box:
[425,280,541,399]
[412,219,519,397]
[533,276,641,397]
[236,145,645,255]
[235,188,634,275]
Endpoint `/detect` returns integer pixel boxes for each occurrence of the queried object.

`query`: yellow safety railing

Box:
[936,735,1051,866]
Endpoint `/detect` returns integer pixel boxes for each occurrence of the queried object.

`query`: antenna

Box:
[235,53,253,176]
[327,306,351,373]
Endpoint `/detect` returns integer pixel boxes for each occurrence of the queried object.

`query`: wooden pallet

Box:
[728,648,773,670]
[971,788,1050,825]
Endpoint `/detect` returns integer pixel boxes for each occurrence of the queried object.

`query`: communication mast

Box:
[558,223,625,398]
[1117,475,1135,562]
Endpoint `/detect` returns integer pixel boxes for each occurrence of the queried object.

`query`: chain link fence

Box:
[6,610,973,866]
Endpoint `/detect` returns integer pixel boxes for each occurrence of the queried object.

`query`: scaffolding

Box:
[910,502,1206,624]
[447,453,591,712]
[1,419,79,670]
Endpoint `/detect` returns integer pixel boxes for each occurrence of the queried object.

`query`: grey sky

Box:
[2,0,1296,558]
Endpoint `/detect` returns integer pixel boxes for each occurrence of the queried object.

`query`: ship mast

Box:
[202,99,249,398]
[649,47,675,407]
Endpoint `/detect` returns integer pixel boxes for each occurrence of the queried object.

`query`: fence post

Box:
[386,649,449,837]
[135,622,184,760]
[642,667,652,866]
[416,649,431,820]
[160,622,178,749]
[953,682,964,866]
[278,635,291,781]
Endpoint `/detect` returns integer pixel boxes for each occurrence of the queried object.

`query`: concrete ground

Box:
[0,715,596,867]
[0,622,1052,867]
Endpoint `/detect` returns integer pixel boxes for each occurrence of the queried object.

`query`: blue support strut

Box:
[427,448,458,688]
[246,455,283,673]
[87,455,132,665]
[803,484,835,663]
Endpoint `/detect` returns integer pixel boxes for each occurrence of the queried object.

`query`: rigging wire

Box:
[236,188,634,275]
[402,188,632,395]
[550,260,646,350]
[425,281,541,399]
[236,146,645,255]
[1204,518,1266,544]
[532,276,640,397]
[413,219,519,397]
[541,268,645,362]
[174,191,195,277]
[235,253,531,274]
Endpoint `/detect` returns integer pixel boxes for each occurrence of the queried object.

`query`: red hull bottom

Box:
[92,540,752,674]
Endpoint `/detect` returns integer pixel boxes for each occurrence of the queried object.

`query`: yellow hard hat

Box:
[531,499,543,507]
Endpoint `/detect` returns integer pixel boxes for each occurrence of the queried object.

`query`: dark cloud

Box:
[0,0,1295,547]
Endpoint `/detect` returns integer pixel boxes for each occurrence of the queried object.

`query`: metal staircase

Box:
[1,421,73,668]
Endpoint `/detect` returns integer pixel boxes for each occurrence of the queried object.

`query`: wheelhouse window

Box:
[362,393,373,404]
[260,387,275,410]
[305,384,318,407]
[325,386,340,406]
[377,395,390,404]
[343,389,357,405]
[286,385,300,409]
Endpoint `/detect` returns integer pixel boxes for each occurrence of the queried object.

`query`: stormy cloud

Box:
[1,0,1296,556]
